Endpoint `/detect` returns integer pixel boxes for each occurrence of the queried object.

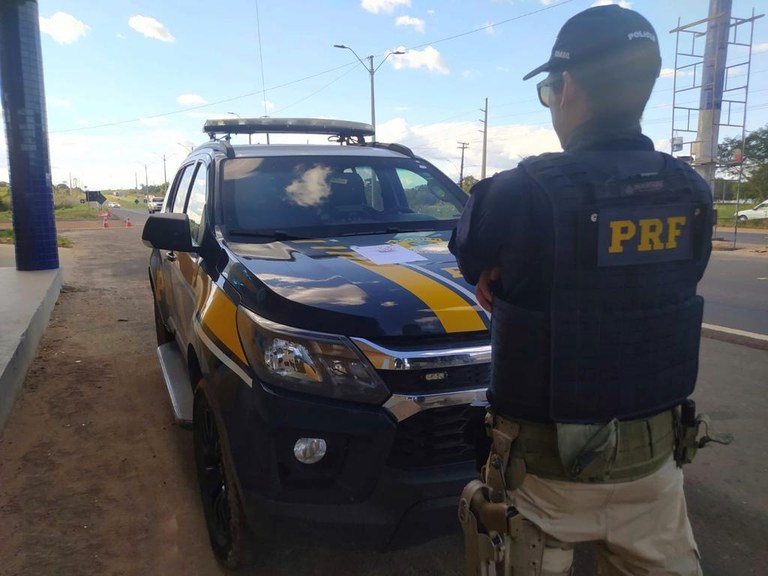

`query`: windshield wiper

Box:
[227,230,310,240]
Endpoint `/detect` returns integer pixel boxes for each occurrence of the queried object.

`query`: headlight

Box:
[236,306,390,405]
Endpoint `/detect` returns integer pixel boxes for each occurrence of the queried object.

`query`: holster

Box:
[483,409,526,501]
[674,399,734,467]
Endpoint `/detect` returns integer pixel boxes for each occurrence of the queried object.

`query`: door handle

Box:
[166,251,177,262]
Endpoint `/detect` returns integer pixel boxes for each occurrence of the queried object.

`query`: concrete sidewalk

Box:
[0,244,62,431]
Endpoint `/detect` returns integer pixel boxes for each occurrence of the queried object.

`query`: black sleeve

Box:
[449,169,535,287]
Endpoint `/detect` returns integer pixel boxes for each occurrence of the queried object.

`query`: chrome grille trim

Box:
[352,337,491,370]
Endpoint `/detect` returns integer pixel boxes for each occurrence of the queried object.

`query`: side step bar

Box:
[156,342,193,427]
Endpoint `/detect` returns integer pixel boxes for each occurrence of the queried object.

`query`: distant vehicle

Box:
[107,202,121,208]
[735,200,768,221]
[147,196,165,213]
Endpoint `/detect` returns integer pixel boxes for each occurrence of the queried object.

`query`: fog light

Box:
[293,437,327,464]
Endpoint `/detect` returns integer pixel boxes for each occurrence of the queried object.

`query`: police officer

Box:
[451,6,715,575]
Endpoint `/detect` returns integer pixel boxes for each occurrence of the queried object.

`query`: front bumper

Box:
[220,378,487,549]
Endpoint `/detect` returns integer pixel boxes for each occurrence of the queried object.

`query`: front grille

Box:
[388,404,487,469]
[378,363,490,394]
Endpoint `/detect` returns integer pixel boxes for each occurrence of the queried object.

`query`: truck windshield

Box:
[220,155,467,237]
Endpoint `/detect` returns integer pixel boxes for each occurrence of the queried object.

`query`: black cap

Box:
[523,5,661,81]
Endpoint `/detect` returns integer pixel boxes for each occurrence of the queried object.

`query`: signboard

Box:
[85,190,107,204]
[671,136,683,153]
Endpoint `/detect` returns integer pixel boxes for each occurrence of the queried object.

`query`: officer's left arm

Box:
[449,178,503,286]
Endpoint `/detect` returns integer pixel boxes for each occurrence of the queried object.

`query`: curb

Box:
[702,323,768,352]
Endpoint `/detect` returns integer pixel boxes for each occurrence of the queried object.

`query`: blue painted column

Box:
[0,0,59,270]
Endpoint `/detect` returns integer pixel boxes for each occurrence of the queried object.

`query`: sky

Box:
[1,0,767,190]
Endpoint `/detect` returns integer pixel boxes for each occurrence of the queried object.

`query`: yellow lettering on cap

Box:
[666,216,687,249]
[638,218,665,252]
[608,220,637,253]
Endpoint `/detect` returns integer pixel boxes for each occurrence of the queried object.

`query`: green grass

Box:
[0,229,71,247]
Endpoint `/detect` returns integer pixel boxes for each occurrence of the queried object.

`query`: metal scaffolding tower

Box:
[669,7,763,195]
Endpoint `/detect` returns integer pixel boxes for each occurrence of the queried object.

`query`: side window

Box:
[186,163,207,246]
[170,164,196,213]
[395,168,463,219]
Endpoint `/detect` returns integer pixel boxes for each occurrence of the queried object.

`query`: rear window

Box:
[220,155,467,237]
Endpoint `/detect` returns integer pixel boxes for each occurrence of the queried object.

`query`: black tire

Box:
[737,214,748,222]
[193,388,251,569]
[154,300,173,345]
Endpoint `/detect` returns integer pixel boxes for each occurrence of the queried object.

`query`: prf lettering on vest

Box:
[608,216,687,253]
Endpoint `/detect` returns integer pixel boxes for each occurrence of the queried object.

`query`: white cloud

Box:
[496,66,510,73]
[462,70,478,79]
[590,0,632,7]
[396,15,425,32]
[128,15,175,43]
[177,94,207,106]
[39,12,90,44]
[753,43,768,53]
[539,0,558,5]
[361,0,410,14]
[262,100,276,112]
[391,46,449,74]
[483,22,495,35]
[49,98,72,107]
[377,118,560,180]
[659,68,693,79]
[427,9,435,15]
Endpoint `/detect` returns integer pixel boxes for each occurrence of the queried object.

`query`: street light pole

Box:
[333,45,405,141]
[227,111,252,144]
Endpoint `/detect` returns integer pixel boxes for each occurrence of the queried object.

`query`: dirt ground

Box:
[0,226,469,576]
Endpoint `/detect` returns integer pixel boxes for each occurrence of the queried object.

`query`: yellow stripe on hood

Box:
[350,260,486,333]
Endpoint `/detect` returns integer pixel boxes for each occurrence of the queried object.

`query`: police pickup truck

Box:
[142,118,490,568]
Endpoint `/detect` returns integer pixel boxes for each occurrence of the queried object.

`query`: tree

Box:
[718,124,768,178]
[461,175,478,193]
[742,164,768,202]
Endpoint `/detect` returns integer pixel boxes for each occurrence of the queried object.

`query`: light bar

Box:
[203,117,374,139]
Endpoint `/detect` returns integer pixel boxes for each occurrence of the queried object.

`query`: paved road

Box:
[699,251,768,336]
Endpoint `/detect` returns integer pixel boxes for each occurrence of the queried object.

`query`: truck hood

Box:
[224,231,489,338]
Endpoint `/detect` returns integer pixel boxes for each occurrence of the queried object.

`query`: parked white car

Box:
[735,200,768,221]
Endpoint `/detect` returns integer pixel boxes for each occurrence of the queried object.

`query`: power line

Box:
[255,0,269,117]
[403,0,578,52]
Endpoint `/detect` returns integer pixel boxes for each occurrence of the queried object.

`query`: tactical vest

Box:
[490,151,712,423]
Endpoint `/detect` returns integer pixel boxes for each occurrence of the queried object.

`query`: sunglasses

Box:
[536,74,563,108]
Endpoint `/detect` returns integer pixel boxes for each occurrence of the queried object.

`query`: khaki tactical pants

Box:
[511,456,702,576]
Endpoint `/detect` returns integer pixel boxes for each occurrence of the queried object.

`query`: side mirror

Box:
[142,213,199,253]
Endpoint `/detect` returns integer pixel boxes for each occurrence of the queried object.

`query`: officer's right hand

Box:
[475,267,500,312]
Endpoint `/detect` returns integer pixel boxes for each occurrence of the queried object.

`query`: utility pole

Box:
[457,142,469,188]
[135,172,138,194]
[161,154,167,187]
[479,98,488,180]
[691,0,732,188]
[144,163,149,196]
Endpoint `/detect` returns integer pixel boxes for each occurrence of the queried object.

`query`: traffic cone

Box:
[125,217,133,228]
[102,217,109,229]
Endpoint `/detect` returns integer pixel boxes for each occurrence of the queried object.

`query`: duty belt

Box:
[490,410,675,484]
